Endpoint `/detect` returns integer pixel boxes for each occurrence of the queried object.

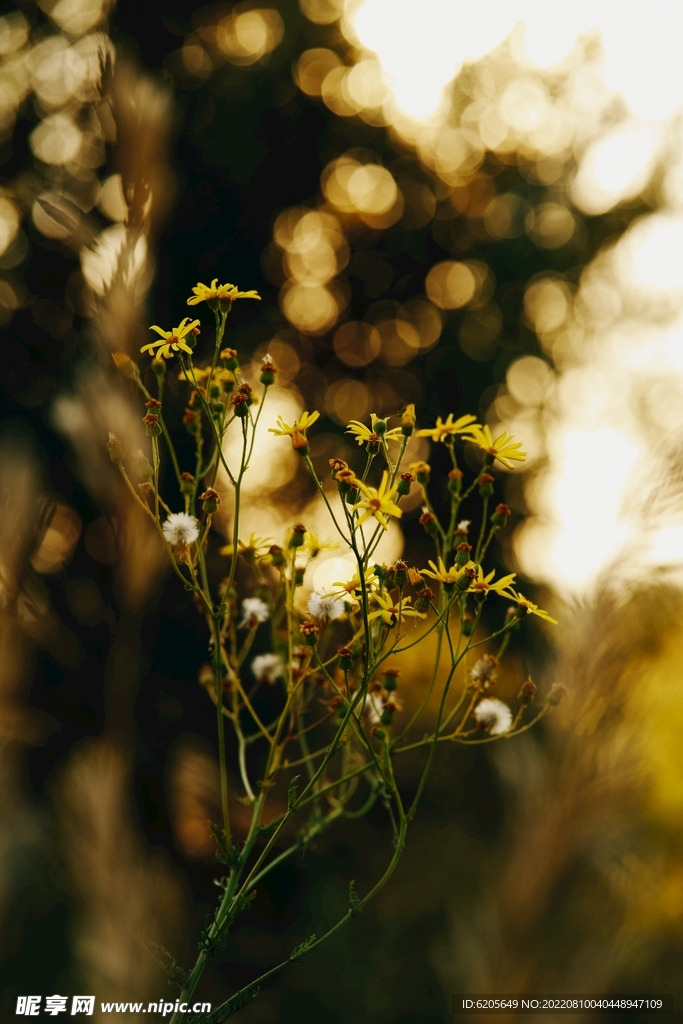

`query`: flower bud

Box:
[301,620,319,645]
[291,429,309,456]
[231,392,249,418]
[455,542,472,566]
[478,472,495,498]
[268,544,285,568]
[329,458,348,479]
[547,682,567,706]
[131,450,153,482]
[374,418,388,436]
[517,677,537,705]
[401,403,416,437]
[337,646,354,670]
[393,560,409,588]
[112,351,139,380]
[260,355,276,386]
[411,461,431,486]
[397,471,414,496]
[414,587,435,613]
[372,726,386,739]
[289,523,306,548]
[220,347,239,370]
[294,567,305,587]
[107,432,125,465]
[380,707,394,726]
[491,503,511,528]
[447,468,463,495]
[179,472,195,495]
[143,413,162,436]
[382,667,400,692]
[152,356,166,379]
[419,508,438,536]
[199,488,221,513]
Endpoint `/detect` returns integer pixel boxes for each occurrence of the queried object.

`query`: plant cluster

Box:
[109,279,563,1024]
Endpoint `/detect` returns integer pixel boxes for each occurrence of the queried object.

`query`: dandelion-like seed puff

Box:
[474,697,512,735]
[162,512,200,547]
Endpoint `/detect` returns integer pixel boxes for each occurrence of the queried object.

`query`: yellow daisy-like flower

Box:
[329,567,379,599]
[219,533,273,563]
[510,590,558,625]
[141,318,200,359]
[346,414,403,446]
[416,413,478,443]
[367,592,425,626]
[303,532,338,559]
[467,565,517,597]
[187,279,261,306]
[353,471,403,530]
[268,410,320,437]
[462,424,526,469]
[420,557,473,587]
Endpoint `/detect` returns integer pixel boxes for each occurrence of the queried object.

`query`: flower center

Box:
[370,498,381,510]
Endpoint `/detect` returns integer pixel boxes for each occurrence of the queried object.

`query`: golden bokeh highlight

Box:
[425,260,477,309]
[526,202,576,248]
[324,377,372,425]
[298,0,345,26]
[523,276,573,344]
[322,155,403,227]
[333,320,381,367]
[294,48,343,97]
[215,7,284,65]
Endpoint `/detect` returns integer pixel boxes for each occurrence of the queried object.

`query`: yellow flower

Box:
[303,532,338,558]
[467,565,517,597]
[141,318,200,359]
[268,410,320,437]
[187,279,261,306]
[416,413,478,442]
[219,533,273,563]
[329,567,379,598]
[462,424,526,469]
[353,471,403,530]
[367,592,425,626]
[510,590,558,625]
[346,414,403,446]
[420,557,473,586]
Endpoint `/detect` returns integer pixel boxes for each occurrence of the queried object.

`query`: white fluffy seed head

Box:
[473,697,512,735]
[239,597,270,628]
[251,652,284,684]
[307,589,345,623]
[162,512,200,547]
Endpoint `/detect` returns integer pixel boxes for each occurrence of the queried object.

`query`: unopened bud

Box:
[199,488,221,513]
[401,403,416,436]
[547,682,567,706]
[478,473,495,498]
[491,503,511,528]
[289,523,306,548]
[260,355,276,386]
[268,544,285,568]
[397,471,414,496]
[337,646,354,670]
[301,620,319,645]
[455,542,472,566]
[448,468,463,495]
[179,471,195,495]
[143,413,161,436]
[231,392,249,418]
[393,560,409,588]
[382,667,400,692]
[111,351,139,380]
[419,508,438,536]
[461,611,475,636]
[107,432,125,464]
[329,458,348,478]
[411,461,431,486]
[414,587,435,613]
[220,347,239,370]
[517,677,537,705]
